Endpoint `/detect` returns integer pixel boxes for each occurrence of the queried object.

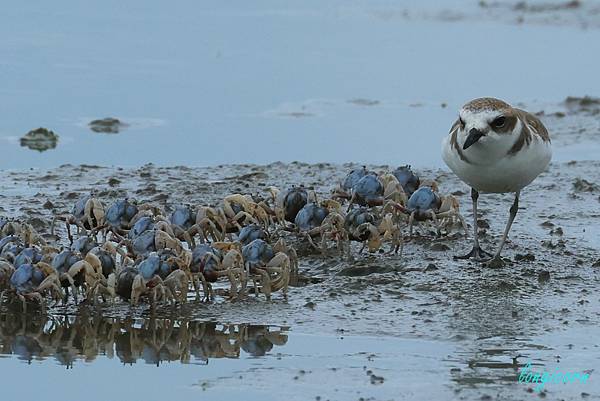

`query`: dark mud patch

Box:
[347,98,381,107]
[88,117,128,134]
[19,127,58,152]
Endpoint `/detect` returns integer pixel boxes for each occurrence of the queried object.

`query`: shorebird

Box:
[442,98,552,267]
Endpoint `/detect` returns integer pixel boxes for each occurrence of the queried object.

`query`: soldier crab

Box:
[51,195,105,243]
[242,239,290,300]
[7,262,63,313]
[406,184,468,237]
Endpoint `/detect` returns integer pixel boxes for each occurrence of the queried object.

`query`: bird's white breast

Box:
[442,126,552,193]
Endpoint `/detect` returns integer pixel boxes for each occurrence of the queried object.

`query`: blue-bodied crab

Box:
[130,252,185,306]
[122,227,184,259]
[275,186,309,223]
[392,165,420,197]
[7,262,63,313]
[332,166,370,200]
[237,224,269,246]
[222,194,260,230]
[92,249,185,306]
[51,249,104,303]
[94,197,157,238]
[51,195,105,243]
[406,183,468,237]
[168,204,197,248]
[242,239,290,300]
[344,206,403,255]
[294,201,329,248]
[334,167,408,211]
[189,244,244,302]
[188,206,227,243]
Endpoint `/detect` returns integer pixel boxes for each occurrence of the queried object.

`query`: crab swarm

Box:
[0,165,467,311]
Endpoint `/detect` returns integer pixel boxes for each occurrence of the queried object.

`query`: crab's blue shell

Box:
[342,167,370,191]
[170,205,194,229]
[407,187,441,213]
[106,199,138,228]
[242,239,274,269]
[393,165,420,196]
[129,216,154,239]
[138,253,161,280]
[238,224,267,245]
[72,195,91,220]
[191,244,222,277]
[294,204,328,231]
[71,236,97,255]
[282,187,308,223]
[352,174,383,205]
[14,247,42,268]
[132,230,156,256]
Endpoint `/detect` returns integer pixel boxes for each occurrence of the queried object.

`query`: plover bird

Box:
[442,98,552,266]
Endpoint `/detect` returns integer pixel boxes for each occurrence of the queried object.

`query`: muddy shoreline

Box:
[1,159,599,399]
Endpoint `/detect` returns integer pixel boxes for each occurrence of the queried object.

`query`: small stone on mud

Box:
[108,177,121,187]
[20,127,59,152]
[572,178,599,192]
[592,259,600,268]
[538,270,551,282]
[43,200,54,209]
[496,280,516,290]
[89,117,127,134]
[477,219,490,229]
[304,301,316,309]
[540,220,554,228]
[515,253,535,262]
[424,263,438,272]
[429,243,450,251]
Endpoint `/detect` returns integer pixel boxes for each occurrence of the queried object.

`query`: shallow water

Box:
[2,1,600,169]
[0,313,456,401]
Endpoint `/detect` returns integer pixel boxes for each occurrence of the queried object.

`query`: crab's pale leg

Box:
[427,210,441,236]
[408,211,417,237]
[197,273,212,302]
[18,293,27,314]
[253,267,272,300]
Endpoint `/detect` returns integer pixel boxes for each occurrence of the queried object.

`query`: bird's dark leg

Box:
[487,191,520,268]
[454,188,492,260]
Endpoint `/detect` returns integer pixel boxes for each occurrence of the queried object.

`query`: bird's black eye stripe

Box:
[492,116,506,128]
[459,117,465,127]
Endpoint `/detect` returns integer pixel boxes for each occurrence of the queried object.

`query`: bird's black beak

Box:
[463,128,485,150]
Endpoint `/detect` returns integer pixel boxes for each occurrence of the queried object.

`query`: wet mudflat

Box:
[1,154,600,400]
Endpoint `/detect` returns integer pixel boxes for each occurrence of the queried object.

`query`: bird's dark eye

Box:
[491,116,506,129]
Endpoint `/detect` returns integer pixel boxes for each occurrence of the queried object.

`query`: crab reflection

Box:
[0,313,288,367]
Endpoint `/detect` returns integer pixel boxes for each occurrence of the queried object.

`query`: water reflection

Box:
[0,313,288,367]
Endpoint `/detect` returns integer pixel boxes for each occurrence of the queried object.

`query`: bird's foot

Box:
[454,246,492,261]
